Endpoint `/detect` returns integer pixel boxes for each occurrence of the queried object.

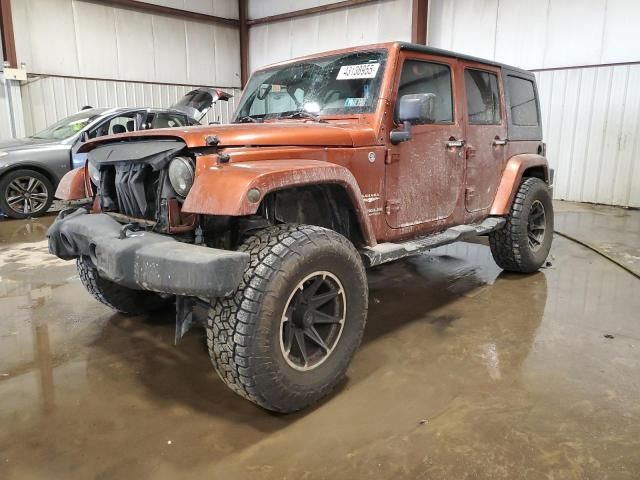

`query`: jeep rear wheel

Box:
[77,256,170,315]
[207,224,368,413]
[489,177,554,273]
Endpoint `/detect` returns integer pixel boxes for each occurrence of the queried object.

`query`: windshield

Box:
[234,50,387,122]
[31,110,105,140]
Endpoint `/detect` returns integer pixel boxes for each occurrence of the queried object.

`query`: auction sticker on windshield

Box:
[337,63,380,80]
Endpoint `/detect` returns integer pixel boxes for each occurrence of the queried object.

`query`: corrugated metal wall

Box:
[20,75,241,136]
[0,78,25,139]
[138,0,239,19]
[247,0,412,73]
[11,0,240,87]
[428,0,640,207]
[2,0,241,140]
[536,65,640,208]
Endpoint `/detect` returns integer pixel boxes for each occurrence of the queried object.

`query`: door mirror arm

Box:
[390,93,437,145]
[390,121,412,144]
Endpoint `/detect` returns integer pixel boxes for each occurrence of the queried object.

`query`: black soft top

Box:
[398,42,534,78]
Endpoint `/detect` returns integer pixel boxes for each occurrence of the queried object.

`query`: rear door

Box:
[385,52,465,229]
[460,63,507,213]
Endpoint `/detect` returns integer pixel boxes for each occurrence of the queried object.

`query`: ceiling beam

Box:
[0,0,17,68]
[246,0,377,26]
[411,0,428,45]
[81,0,239,27]
[238,0,249,87]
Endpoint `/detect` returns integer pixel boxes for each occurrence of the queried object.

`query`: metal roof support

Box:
[411,0,428,45]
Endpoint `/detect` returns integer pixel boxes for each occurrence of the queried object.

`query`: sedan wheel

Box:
[0,170,54,219]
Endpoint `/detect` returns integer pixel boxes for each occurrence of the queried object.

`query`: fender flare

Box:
[490,154,550,215]
[55,166,89,200]
[182,159,377,246]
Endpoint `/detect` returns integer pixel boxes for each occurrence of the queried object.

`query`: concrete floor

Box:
[0,203,639,479]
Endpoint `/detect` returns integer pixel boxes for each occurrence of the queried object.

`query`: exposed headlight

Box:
[168,156,195,197]
[0,151,8,158]
[87,161,101,185]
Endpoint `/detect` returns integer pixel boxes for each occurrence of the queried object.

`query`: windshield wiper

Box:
[236,115,262,123]
[280,112,327,123]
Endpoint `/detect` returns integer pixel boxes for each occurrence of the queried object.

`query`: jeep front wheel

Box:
[207,224,368,413]
[489,177,554,273]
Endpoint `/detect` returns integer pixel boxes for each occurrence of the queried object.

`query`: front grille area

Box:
[99,163,161,220]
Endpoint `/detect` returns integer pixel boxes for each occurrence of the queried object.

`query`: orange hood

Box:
[80,122,378,152]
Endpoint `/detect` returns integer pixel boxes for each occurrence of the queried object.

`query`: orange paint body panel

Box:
[183,158,377,246]
[55,167,87,200]
[490,154,548,215]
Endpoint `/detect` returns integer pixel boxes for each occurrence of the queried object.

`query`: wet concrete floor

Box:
[0,208,639,479]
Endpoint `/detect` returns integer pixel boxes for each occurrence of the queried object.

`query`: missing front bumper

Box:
[47,209,249,298]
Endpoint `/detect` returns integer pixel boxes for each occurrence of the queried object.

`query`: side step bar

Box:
[360,217,506,267]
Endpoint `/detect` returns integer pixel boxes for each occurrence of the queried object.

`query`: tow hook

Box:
[118,222,142,239]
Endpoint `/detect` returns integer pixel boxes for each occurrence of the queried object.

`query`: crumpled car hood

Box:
[79,122,377,152]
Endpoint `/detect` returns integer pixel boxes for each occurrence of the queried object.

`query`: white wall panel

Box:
[542,0,606,69]
[11,0,240,87]
[0,78,26,140]
[248,0,411,72]
[428,0,640,70]
[602,0,640,64]
[141,0,238,19]
[73,1,119,79]
[248,0,343,19]
[427,0,640,207]
[535,65,640,208]
[113,8,156,82]
[20,75,241,137]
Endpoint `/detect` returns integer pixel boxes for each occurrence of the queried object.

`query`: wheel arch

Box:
[182,159,377,246]
[491,154,550,216]
[260,183,367,247]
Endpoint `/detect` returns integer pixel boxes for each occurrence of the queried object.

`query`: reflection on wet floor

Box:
[0,213,639,479]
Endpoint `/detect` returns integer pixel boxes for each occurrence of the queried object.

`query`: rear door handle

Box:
[492,138,507,146]
[446,140,465,148]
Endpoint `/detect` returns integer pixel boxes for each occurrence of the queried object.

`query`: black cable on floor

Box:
[554,230,640,280]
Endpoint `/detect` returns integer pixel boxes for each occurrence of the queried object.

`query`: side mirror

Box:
[390,93,437,144]
[79,131,90,143]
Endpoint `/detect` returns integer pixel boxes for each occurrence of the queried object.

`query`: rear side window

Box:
[148,113,187,129]
[464,69,501,125]
[397,60,453,123]
[507,76,539,126]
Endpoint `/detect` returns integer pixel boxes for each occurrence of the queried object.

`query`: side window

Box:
[397,60,453,123]
[108,115,137,134]
[507,76,539,126]
[88,113,138,138]
[150,113,187,129]
[464,69,501,125]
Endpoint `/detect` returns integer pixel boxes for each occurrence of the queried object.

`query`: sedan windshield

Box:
[31,109,105,140]
[234,50,387,122]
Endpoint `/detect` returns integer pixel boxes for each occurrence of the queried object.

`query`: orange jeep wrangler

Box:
[48,42,553,413]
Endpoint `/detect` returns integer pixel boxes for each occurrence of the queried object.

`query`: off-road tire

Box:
[208,224,368,413]
[0,169,54,219]
[77,256,168,315]
[489,177,554,273]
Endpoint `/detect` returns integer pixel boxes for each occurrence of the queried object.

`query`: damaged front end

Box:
[48,137,248,341]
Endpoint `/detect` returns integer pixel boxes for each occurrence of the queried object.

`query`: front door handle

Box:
[446,139,465,148]
[492,138,507,146]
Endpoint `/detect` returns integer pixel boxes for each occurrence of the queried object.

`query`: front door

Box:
[385,54,465,229]
[460,64,507,212]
